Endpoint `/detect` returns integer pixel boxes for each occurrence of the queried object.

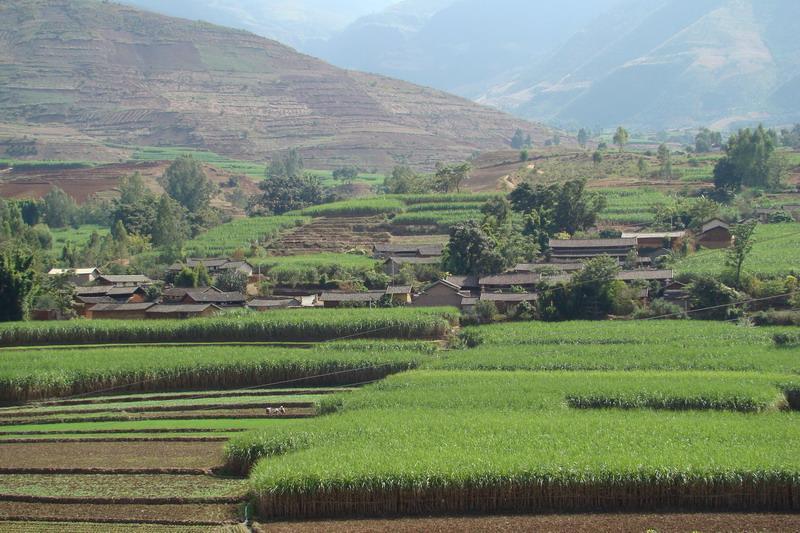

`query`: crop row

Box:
[0,340,443,402]
[297,198,405,217]
[184,216,308,256]
[0,308,457,348]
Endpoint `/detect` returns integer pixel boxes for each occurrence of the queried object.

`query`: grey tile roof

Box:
[444,275,479,288]
[550,238,638,248]
[320,291,385,302]
[617,270,675,281]
[185,291,246,304]
[97,275,152,284]
[89,303,155,312]
[385,256,442,265]
[146,304,218,314]
[480,292,539,302]
[385,285,413,295]
[479,272,540,286]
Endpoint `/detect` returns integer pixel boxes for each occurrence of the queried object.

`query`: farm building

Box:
[549,238,638,262]
[617,269,675,283]
[373,243,443,259]
[479,272,539,292]
[182,290,247,307]
[162,287,223,304]
[621,232,686,252]
[86,303,154,320]
[444,275,480,291]
[697,219,732,249]
[168,258,255,277]
[479,292,538,314]
[248,298,303,311]
[47,267,100,285]
[385,285,413,305]
[146,304,221,319]
[412,280,471,308]
[319,291,387,308]
[513,263,584,274]
[753,206,800,222]
[96,274,153,287]
[383,256,441,275]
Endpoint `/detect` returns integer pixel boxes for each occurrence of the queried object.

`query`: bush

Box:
[773,332,800,347]
[634,299,687,320]
[752,311,800,327]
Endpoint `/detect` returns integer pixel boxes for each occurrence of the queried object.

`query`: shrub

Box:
[634,299,687,320]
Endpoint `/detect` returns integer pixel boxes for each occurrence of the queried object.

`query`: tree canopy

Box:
[162,155,214,212]
[714,125,784,191]
[509,179,606,235]
[248,173,327,216]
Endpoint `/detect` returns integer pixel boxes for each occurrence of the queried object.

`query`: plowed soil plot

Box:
[0,442,223,470]
[258,513,800,533]
[0,502,241,524]
[0,407,315,425]
[0,474,246,500]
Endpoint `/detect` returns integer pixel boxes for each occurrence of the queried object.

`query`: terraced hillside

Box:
[0,0,550,170]
[266,217,392,255]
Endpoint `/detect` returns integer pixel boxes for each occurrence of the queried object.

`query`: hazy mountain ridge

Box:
[0,0,552,170]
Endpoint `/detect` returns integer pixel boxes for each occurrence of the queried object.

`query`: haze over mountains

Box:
[0,0,546,169]
[125,0,800,132]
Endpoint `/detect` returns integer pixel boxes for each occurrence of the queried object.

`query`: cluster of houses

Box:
[44,219,731,320]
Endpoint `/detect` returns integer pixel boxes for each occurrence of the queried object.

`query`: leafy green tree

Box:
[215,269,248,293]
[725,220,757,287]
[592,150,603,165]
[383,166,431,194]
[442,221,505,276]
[248,173,327,216]
[636,157,649,179]
[266,149,304,180]
[332,166,359,184]
[653,197,720,231]
[434,162,471,193]
[33,273,75,319]
[151,195,189,249]
[112,173,157,237]
[0,248,37,322]
[714,125,783,191]
[511,129,529,149]
[552,179,606,235]
[613,127,629,152]
[657,143,673,179]
[481,197,511,225]
[695,128,722,153]
[42,187,77,228]
[577,128,589,149]
[688,277,744,320]
[162,155,214,212]
[174,267,198,288]
[539,256,620,321]
[194,263,212,288]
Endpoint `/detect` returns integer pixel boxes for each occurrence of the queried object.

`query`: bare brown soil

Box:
[0,442,224,470]
[0,407,315,425]
[0,501,241,525]
[267,217,391,255]
[257,513,800,532]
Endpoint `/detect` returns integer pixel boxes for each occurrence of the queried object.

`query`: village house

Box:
[621,231,686,253]
[444,275,480,292]
[548,238,638,263]
[167,258,255,277]
[385,285,413,305]
[95,274,153,287]
[145,304,221,319]
[479,272,539,292]
[373,243,443,259]
[696,219,732,249]
[248,298,303,311]
[86,302,155,320]
[319,291,387,308]
[47,267,100,285]
[162,287,223,304]
[181,290,247,308]
[411,279,471,309]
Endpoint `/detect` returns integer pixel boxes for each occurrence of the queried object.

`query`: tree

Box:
[267,149,304,180]
[434,162,471,193]
[636,157,649,179]
[112,173,157,237]
[695,128,722,153]
[613,127,629,152]
[0,248,37,322]
[332,166,359,184]
[152,195,189,249]
[714,125,783,191]
[162,155,214,212]
[111,220,128,244]
[509,179,606,235]
[571,255,621,319]
[657,143,673,180]
[481,197,511,225]
[248,174,327,216]
[194,263,212,288]
[442,221,505,276]
[174,267,198,288]
[215,269,248,293]
[592,151,603,165]
[33,273,75,319]
[511,129,529,149]
[688,277,743,320]
[725,220,757,287]
[384,166,430,194]
[42,187,77,228]
[577,128,589,149]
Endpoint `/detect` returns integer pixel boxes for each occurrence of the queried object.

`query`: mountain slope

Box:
[479,0,800,130]
[0,0,549,170]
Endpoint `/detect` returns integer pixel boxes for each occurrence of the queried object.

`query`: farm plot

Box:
[0,342,436,402]
[184,216,308,257]
[0,307,457,348]
[597,188,672,225]
[676,222,800,277]
[297,198,405,217]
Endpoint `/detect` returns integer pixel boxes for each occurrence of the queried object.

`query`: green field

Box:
[184,216,308,256]
[598,188,672,225]
[296,198,405,217]
[676,222,800,277]
[49,224,110,253]
[222,318,800,519]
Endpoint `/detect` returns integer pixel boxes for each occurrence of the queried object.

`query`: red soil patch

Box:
[258,513,800,532]
[0,442,224,470]
[0,502,241,525]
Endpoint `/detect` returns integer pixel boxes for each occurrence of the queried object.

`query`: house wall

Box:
[411,284,462,308]
[89,310,149,320]
[698,228,732,249]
